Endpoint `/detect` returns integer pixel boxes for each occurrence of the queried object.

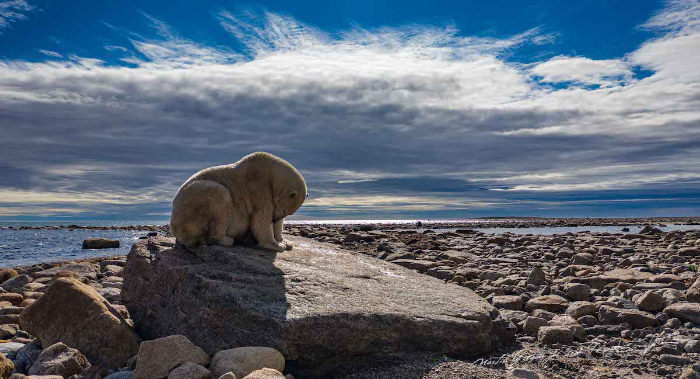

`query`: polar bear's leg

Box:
[251,211,286,252]
[171,180,234,248]
[273,219,293,251]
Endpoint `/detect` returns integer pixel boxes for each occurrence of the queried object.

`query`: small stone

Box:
[525,295,569,313]
[523,317,548,336]
[0,269,18,284]
[492,295,523,311]
[597,305,659,329]
[210,347,285,379]
[684,340,700,353]
[242,368,285,379]
[14,339,42,375]
[168,362,214,379]
[565,301,596,319]
[1,276,32,293]
[664,302,700,323]
[28,342,91,377]
[565,283,590,301]
[537,326,574,344]
[526,267,546,286]
[104,372,136,379]
[510,367,541,379]
[679,368,700,379]
[0,353,13,378]
[571,253,593,265]
[687,278,700,303]
[0,323,18,339]
[134,335,210,379]
[659,354,691,366]
[218,373,236,379]
[635,291,666,312]
[678,247,699,256]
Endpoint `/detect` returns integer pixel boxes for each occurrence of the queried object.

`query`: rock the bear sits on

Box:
[170,152,307,252]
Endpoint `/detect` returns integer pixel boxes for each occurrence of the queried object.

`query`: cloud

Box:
[530,56,633,87]
[0,0,32,32]
[0,3,700,219]
[38,49,63,58]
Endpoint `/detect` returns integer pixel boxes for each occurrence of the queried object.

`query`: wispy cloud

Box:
[1,2,700,218]
[38,49,62,58]
[0,0,33,32]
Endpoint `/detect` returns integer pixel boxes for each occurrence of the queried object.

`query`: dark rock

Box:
[83,238,120,249]
[28,342,90,377]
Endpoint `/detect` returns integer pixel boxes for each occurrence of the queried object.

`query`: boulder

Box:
[210,347,284,379]
[28,342,90,377]
[134,335,210,379]
[83,238,120,249]
[19,278,140,369]
[122,236,509,378]
[664,302,700,323]
[167,363,213,379]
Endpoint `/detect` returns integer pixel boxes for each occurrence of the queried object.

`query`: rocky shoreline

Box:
[2,217,699,232]
[0,221,698,378]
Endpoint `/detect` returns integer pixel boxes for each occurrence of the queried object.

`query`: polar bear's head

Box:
[273,186,307,223]
[269,155,307,223]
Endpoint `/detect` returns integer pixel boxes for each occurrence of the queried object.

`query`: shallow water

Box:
[0,229,152,268]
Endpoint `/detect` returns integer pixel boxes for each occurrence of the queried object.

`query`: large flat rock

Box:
[122,236,511,377]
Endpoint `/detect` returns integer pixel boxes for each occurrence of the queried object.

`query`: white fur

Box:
[170,152,307,252]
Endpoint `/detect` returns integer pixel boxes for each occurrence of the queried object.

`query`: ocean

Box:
[1,220,699,268]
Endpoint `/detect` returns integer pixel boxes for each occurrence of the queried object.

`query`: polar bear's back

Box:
[179,152,304,199]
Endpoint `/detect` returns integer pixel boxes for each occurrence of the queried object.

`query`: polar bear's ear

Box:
[290,191,298,198]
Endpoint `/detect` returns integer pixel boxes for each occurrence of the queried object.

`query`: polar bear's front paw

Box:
[216,236,234,247]
[260,241,287,252]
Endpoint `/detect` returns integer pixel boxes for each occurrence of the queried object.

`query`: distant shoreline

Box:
[1,216,699,231]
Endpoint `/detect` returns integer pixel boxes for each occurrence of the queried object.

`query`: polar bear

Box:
[170,152,307,252]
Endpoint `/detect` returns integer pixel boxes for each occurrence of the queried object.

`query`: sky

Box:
[0,0,699,221]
